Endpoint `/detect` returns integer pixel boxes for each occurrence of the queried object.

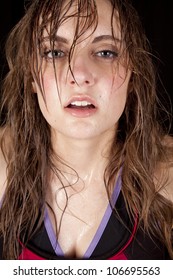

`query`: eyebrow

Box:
[54,35,68,44]
[45,34,121,44]
[91,35,121,44]
[42,35,68,44]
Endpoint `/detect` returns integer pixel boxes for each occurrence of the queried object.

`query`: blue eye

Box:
[96,50,118,59]
[44,49,65,59]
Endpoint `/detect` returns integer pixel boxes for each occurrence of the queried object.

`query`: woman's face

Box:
[33,0,131,141]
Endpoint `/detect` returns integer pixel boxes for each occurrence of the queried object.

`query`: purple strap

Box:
[44,172,122,258]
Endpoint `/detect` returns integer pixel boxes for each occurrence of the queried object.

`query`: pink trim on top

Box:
[19,247,45,260]
[18,240,45,260]
[108,214,138,260]
[109,252,128,260]
[19,214,137,260]
[18,214,138,260]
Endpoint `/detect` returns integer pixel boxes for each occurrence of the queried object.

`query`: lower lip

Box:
[64,107,97,118]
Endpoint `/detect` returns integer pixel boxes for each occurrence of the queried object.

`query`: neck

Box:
[51,131,115,186]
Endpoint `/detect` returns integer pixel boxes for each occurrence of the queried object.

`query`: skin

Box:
[0,0,172,258]
[32,0,131,179]
[32,0,131,257]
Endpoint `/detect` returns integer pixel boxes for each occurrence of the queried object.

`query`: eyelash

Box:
[95,50,118,59]
[43,49,66,59]
[42,48,118,61]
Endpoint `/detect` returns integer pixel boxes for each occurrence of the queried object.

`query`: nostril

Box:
[70,80,90,85]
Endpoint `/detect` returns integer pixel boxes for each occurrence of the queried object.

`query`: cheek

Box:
[42,71,57,93]
[106,71,131,116]
[34,74,59,115]
[102,76,128,103]
[113,67,130,90]
[102,65,129,93]
[41,63,66,95]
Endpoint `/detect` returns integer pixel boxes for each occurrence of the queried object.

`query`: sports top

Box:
[0,173,170,259]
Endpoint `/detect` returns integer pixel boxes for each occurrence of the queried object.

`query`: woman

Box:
[0,0,173,259]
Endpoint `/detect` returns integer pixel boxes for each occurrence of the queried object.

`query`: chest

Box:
[19,190,169,260]
[46,190,109,258]
[44,173,123,258]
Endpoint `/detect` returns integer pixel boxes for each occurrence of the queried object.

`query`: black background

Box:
[0,0,173,133]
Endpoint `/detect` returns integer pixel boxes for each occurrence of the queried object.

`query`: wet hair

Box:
[0,0,173,259]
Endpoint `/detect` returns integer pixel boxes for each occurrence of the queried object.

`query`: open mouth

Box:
[66,101,96,109]
[64,99,97,117]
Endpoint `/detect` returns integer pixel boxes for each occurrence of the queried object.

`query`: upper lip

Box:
[64,95,97,108]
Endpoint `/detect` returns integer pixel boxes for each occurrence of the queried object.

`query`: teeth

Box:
[70,101,92,107]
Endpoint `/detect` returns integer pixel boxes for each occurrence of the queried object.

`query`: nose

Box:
[67,55,95,87]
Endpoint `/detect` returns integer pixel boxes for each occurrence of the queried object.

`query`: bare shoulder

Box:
[0,127,9,201]
[156,135,173,203]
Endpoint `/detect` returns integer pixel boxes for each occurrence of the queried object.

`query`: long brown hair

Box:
[0,0,173,259]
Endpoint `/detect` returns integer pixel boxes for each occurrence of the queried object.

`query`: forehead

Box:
[42,0,121,40]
